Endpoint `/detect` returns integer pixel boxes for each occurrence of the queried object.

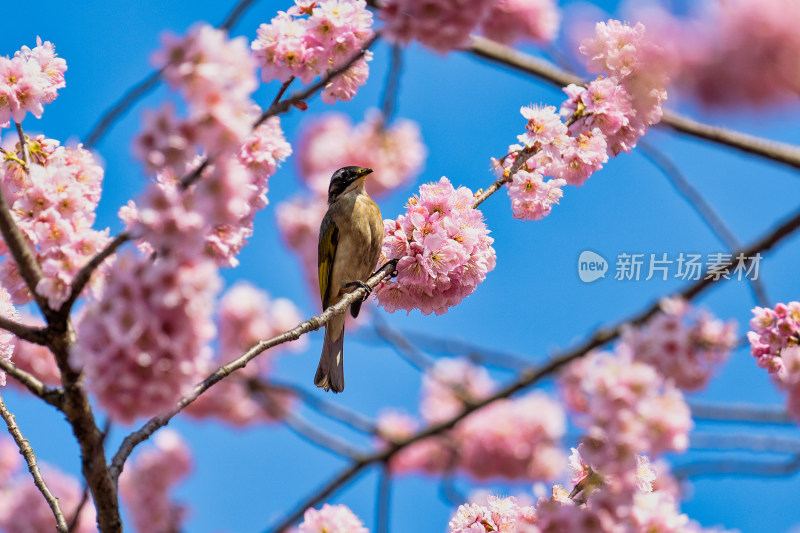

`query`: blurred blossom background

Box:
[2,0,800,531]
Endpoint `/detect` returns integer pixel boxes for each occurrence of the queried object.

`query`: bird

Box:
[315,166,384,393]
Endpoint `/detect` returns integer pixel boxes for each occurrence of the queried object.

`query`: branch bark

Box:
[0,392,68,533]
[467,35,800,171]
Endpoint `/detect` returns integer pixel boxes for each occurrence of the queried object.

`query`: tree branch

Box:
[261,379,379,435]
[467,35,800,171]
[0,142,50,316]
[0,357,63,407]
[689,400,792,425]
[376,464,392,533]
[638,139,770,306]
[0,316,48,345]
[0,392,68,533]
[57,232,130,317]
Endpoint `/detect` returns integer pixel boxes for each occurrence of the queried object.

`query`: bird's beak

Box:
[357,168,374,179]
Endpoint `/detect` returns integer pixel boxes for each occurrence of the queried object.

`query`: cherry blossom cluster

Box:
[376,178,496,315]
[0,460,96,533]
[0,39,67,128]
[1,135,111,307]
[137,23,258,176]
[448,495,536,533]
[629,0,800,107]
[377,358,566,481]
[119,429,192,533]
[495,20,667,221]
[748,302,800,419]
[379,0,559,53]
[251,0,374,104]
[448,450,723,533]
[187,282,302,425]
[72,252,219,423]
[126,116,291,268]
[297,111,426,197]
[621,298,737,391]
[276,110,425,295]
[298,503,368,533]
[129,24,292,268]
[560,348,692,482]
[0,286,18,386]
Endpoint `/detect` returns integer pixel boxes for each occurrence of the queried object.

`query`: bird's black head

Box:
[327,166,373,203]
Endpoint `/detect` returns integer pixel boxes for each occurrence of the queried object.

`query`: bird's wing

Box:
[318,213,339,311]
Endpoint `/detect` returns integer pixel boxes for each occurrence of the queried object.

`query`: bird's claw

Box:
[345,280,372,300]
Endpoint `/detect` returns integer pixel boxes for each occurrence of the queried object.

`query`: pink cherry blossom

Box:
[380,358,565,481]
[252,0,374,103]
[448,496,536,533]
[631,0,800,107]
[128,112,290,268]
[298,503,368,533]
[72,253,218,424]
[560,348,692,482]
[0,39,67,127]
[623,299,737,391]
[506,169,566,220]
[376,177,496,315]
[517,105,567,148]
[481,0,560,45]
[379,0,495,53]
[0,464,96,533]
[0,136,111,307]
[296,110,426,197]
[0,286,18,386]
[119,429,192,533]
[747,302,800,420]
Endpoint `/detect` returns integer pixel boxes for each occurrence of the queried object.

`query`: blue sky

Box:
[3,1,800,531]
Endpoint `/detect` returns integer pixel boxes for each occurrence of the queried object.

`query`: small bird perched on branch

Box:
[316,166,383,392]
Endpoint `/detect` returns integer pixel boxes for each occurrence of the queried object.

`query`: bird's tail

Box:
[315,313,345,393]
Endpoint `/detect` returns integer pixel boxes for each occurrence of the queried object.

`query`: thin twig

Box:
[373,315,436,371]
[673,454,800,479]
[83,0,261,148]
[467,35,800,171]
[58,232,130,316]
[638,139,770,306]
[380,44,403,122]
[270,77,296,108]
[219,0,259,30]
[690,432,800,454]
[689,400,792,425]
[0,358,63,407]
[282,410,368,460]
[0,316,48,345]
[473,146,536,207]
[376,464,392,533]
[0,392,68,533]
[248,379,368,460]
[263,379,379,435]
[14,122,31,169]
